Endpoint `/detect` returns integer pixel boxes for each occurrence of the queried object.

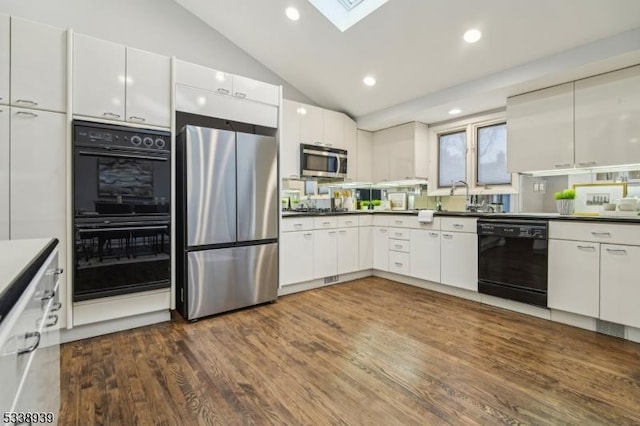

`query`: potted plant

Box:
[360,200,371,210]
[371,199,382,210]
[554,188,576,215]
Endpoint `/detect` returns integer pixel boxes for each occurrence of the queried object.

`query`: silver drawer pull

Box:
[554,163,571,168]
[37,314,58,328]
[339,230,347,234]
[379,229,387,233]
[322,221,331,225]
[15,99,38,106]
[17,331,41,355]
[104,112,121,118]
[395,220,403,224]
[452,224,464,229]
[303,233,312,237]
[577,245,596,250]
[578,161,597,166]
[39,289,56,301]
[234,91,247,99]
[345,221,352,225]
[129,116,146,122]
[55,268,64,275]
[394,262,403,267]
[395,244,402,248]
[395,232,402,236]
[51,302,62,312]
[293,223,303,228]
[217,88,229,95]
[591,232,611,237]
[429,232,439,237]
[17,111,38,118]
[442,233,453,239]
[606,248,627,254]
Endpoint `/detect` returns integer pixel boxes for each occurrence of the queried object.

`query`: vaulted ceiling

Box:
[175,0,640,130]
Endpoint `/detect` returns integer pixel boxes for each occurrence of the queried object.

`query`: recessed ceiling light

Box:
[463,29,482,43]
[285,7,300,21]
[448,108,462,115]
[363,76,376,87]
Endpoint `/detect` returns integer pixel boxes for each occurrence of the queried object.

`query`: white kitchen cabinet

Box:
[372,122,428,182]
[10,18,66,113]
[299,104,324,145]
[358,226,373,270]
[280,231,314,286]
[323,109,343,148]
[372,226,389,271]
[0,107,8,239]
[356,130,373,182]
[575,65,640,167]
[313,229,338,279]
[337,227,359,275]
[343,115,357,181]
[0,14,10,105]
[73,33,125,121]
[174,59,232,94]
[232,74,279,106]
[10,107,67,328]
[410,230,441,283]
[600,244,640,329]
[125,47,170,127]
[507,83,574,172]
[388,250,410,276]
[548,240,600,317]
[440,231,477,291]
[372,132,390,182]
[281,99,301,178]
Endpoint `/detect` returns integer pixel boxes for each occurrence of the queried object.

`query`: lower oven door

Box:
[74,223,171,301]
[478,234,548,307]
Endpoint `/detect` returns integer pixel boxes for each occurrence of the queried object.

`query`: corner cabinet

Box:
[0,14,8,105]
[372,122,428,182]
[506,83,574,172]
[574,65,640,167]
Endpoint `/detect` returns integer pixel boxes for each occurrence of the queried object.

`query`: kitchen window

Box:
[476,122,511,185]
[438,130,467,187]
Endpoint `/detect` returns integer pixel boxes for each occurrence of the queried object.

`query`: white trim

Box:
[278,270,371,296]
[61,310,170,343]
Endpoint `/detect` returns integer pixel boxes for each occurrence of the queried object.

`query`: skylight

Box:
[308,0,388,32]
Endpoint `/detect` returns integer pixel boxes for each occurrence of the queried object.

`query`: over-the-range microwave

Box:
[300,144,348,178]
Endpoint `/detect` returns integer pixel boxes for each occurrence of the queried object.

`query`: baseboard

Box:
[550,310,597,332]
[61,310,171,343]
[372,270,482,303]
[625,326,640,344]
[278,270,372,296]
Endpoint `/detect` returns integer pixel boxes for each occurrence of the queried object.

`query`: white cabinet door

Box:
[281,99,301,179]
[600,244,640,329]
[313,229,338,279]
[279,231,314,286]
[11,18,67,113]
[323,109,343,148]
[388,135,413,181]
[358,226,373,270]
[356,130,373,182]
[372,135,390,182]
[575,65,640,167]
[0,107,8,239]
[440,231,477,291]
[299,104,323,145]
[410,230,440,283]
[174,59,232,94]
[343,115,357,181]
[73,33,125,121]
[548,240,599,317]
[507,83,574,172]
[232,75,279,106]
[372,226,389,271]
[337,227,359,275]
[125,47,170,127]
[0,14,9,105]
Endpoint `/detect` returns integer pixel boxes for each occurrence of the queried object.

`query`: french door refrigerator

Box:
[176,125,278,320]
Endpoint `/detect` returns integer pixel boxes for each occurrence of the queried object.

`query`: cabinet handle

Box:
[577,245,596,251]
[217,88,229,95]
[37,314,58,328]
[578,161,597,167]
[395,244,403,249]
[442,233,453,239]
[303,233,313,237]
[328,231,337,235]
[16,111,38,118]
[345,220,352,225]
[605,248,627,255]
[55,268,64,275]
[103,112,121,118]
[39,289,56,301]
[554,163,571,168]
[379,229,387,233]
[394,232,403,237]
[339,230,347,234]
[394,262,403,267]
[429,232,439,237]
[325,143,333,147]
[322,221,332,225]
[129,116,146,122]
[394,220,403,224]
[17,331,41,355]
[293,223,303,228]
[234,91,247,99]
[591,232,611,237]
[452,224,464,229]
[15,99,38,106]
[51,302,62,312]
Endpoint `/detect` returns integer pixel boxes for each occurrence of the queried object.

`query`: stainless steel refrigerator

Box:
[175,125,278,320]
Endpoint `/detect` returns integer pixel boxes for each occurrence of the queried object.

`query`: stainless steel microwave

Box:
[300,144,348,178]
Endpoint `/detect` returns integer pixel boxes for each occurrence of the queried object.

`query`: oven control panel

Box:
[73,120,170,152]
[477,221,548,239]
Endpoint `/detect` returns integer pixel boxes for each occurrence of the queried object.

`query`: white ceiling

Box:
[175,0,640,130]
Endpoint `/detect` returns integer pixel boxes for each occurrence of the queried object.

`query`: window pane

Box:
[439,131,466,187]
[477,123,510,185]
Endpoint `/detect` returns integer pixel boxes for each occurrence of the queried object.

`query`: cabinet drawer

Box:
[440,217,477,233]
[373,215,389,227]
[358,214,373,226]
[388,227,410,240]
[388,215,413,228]
[388,239,409,253]
[549,221,640,245]
[389,251,410,276]
[337,216,359,228]
[412,217,441,230]
[281,217,314,232]
[314,217,338,229]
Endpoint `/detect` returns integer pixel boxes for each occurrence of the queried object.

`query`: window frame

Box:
[474,120,511,187]
[437,127,468,189]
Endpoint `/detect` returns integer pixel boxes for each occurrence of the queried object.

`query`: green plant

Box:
[371,199,382,206]
[361,200,371,207]
[554,189,576,200]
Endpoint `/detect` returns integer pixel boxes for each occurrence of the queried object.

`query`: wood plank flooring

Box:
[59,278,640,425]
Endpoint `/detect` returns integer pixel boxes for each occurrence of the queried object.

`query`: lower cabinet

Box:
[358,226,373,270]
[548,240,599,317]
[410,229,441,282]
[280,231,314,285]
[440,231,477,291]
[388,250,410,276]
[337,227,359,275]
[372,226,389,271]
[600,244,640,329]
[313,229,338,279]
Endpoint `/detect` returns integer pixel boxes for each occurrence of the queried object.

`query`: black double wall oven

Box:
[73,121,171,301]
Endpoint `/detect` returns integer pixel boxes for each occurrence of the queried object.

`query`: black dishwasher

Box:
[477,219,548,307]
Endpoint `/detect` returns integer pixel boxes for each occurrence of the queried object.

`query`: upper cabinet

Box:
[10,18,67,113]
[356,130,373,182]
[506,83,574,172]
[73,33,126,121]
[232,74,279,106]
[74,34,171,127]
[574,65,640,168]
[372,122,428,182]
[0,15,9,105]
[125,47,171,127]
[299,104,324,145]
[343,115,357,181]
[323,109,343,147]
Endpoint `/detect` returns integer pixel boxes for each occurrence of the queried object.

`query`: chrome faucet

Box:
[450,180,470,204]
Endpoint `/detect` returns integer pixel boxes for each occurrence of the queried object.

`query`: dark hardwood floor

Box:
[59,278,640,425]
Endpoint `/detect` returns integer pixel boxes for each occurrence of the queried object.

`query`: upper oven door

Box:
[74,147,171,216]
[300,144,347,178]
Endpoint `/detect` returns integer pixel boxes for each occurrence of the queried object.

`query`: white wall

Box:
[0,0,313,103]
